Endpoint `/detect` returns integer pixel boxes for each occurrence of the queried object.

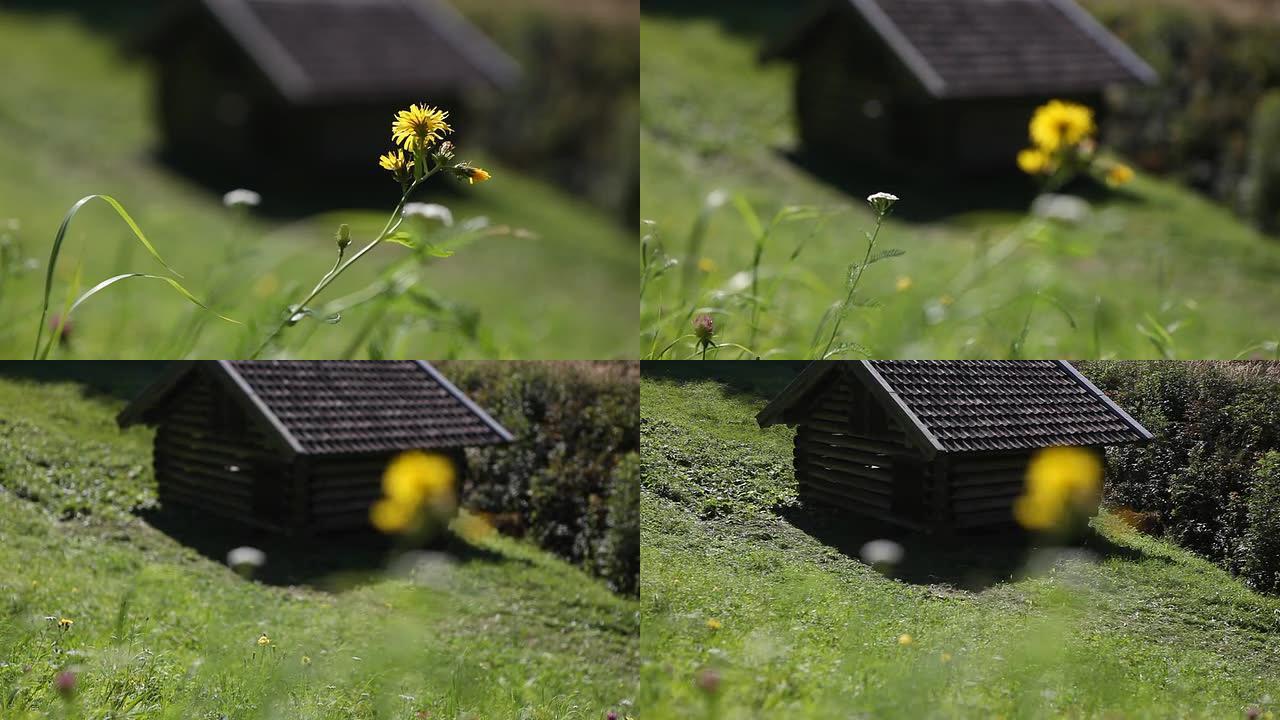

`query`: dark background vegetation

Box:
[442,360,640,594]
[1081,360,1280,593]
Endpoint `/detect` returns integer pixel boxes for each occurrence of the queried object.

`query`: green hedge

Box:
[1079,361,1280,592]
[439,361,640,593]
[1244,89,1280,233]
[1084,2,1280,227]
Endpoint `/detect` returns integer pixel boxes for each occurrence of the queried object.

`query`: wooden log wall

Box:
[945,452,1032,529]
[794,376,924,528]
[307,454,394,532]
[152,374,285,530]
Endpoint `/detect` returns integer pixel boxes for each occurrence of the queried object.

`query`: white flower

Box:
[223,189,261,208]
[226,546,266,571]
[866,192,899,215]
[402,203,453,226]
[859,539,905,567]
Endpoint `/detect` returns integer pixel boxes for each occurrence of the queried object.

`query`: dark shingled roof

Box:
[142,0,519,105]
[764,0,1157,99]
[758,361,1152,456]
[119,361,512,456]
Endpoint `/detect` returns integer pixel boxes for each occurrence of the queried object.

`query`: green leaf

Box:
[420,242,454,258]
[35,194,185,358]
[385,231,416,248]
[732,195,765,240]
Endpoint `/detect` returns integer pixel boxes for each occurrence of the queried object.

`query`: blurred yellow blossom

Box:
[1014,446,1103,531]
[940,652,953,663]
[302,655,312,666]
[1106,163,1135,187]
[1017,148,1052,176]
[895,276,913,292]
[1029,100,1095,152]
[57,618,73,631]
[257,633,271,646]
[897,633,913,646]
[698,257,717,273]
[371,451,458,534]
[706,618,722,631]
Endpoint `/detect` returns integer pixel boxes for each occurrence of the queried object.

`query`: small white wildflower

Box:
[860,539,905,567]
[226,546,266,577]
[223,189,261,208]
[705,189,729,209]
[402,203,453,226]
[866,192,898,215]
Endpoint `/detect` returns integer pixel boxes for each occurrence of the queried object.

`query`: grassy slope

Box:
[639,7,1280,360]
[0,9,632,359]
[0,377,637,718]
[640,371,1280,718]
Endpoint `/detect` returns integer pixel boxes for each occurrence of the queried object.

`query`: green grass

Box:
[0,8,633,359]
[639,6,1280,359]
[0,376,638,718]
[640,369,1280,718]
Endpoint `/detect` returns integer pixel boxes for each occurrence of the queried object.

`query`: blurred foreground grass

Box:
[0,377,637,718]
[640,370,1280,717]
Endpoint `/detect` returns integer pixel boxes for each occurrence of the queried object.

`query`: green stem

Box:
[250,170,436,358]
[821,213,884,359]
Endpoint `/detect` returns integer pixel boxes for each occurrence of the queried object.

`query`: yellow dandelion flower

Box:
[302,655,312,665]
[460,166,491,185]
[1106,163,1135,187]
[1014,446,1103,531]
[379,149,413,176]
[940,652,953,663]
[1017,148,1052,176]
[383,451,456,505]
[257,633,271,646]
[706,618,722,631]
[697,257,717,274]
[897,633,913,646]
[57,618,73,630]
[1029,100,1095,152]
[391,104,452,151]
[370,497,416,534]
[895,276,913,292]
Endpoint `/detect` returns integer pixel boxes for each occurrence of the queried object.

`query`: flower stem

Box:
[250,169,437,358]
[821,213,884,359]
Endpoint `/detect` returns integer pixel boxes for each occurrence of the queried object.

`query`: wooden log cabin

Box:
[760,0,1157,174]
[117,361,512,534]
[757,361,1152,532]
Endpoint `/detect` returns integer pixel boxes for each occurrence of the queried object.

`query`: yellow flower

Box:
[706,618,722,631]
[460,166,491,185]
[57,618,73,630]
[391,104,452,152]
[379,149,413,178]
[1017,148,1052,176]
[302,655,312,665]
[895,276,913,292]
[939,294,954,307]
[940,652,953,663]
[1106,163,1135,187]
[257,633,271,646]
[383,451,456,505]
[697,257,717,274]
[1029,100,1096,152]
[370,498,416,533]
[1014,447,1103,531]
[897,633,913,646]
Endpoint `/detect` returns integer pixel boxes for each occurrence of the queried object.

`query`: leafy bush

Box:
[1243,90,1280,233]
[439,361,640,593]
[596,451,639,595]
[1243,451,1280,593]
[1085,1,1280,225]
[1079,361,1280,591]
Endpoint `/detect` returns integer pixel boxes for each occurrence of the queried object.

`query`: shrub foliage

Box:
[439,361,640,593]
[1080,361,1280,592]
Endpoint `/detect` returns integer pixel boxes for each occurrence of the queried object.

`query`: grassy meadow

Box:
[640,366,1280,718]
[0,6,633,359]
[639,2,1280,360]
[0,376,638,718]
